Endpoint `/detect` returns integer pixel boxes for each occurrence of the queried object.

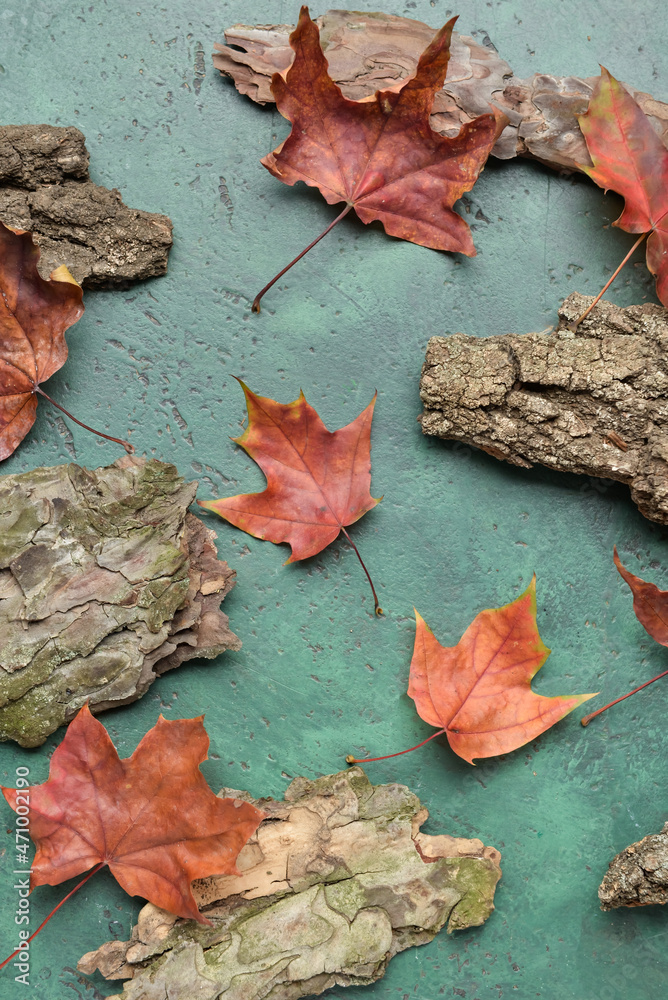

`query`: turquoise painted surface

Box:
[0,1,667,997]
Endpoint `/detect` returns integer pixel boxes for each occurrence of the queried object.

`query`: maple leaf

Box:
[252,6,505,311]
[582,547,668,726]
[349,578,595,765]
[0,221,132,458]
[1,705,264,925]
[574,67,668,320]
[198,379,382,612]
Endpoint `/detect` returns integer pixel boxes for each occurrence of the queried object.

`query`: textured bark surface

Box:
[79,767,501,999]
[0,125,173,287]
[213,10,668,173]
[599,823,668,909]
[0,456,239,747]
[419,292,668,525]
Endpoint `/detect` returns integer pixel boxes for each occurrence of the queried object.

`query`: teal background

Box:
[0,1,667,997]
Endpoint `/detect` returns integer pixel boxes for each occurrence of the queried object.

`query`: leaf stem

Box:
[36,386,134,454]
[581,668,668,726]
[0,862,106,971]
[569,232,648,331]
[346,729,446,764]
[252,203,354,313]
[340,526,382,615]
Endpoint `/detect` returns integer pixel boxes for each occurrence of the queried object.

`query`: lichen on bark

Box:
[599,823,668,909]
[0,125,173,287]
[419,292,668,525]
[0,456,239,747]
[79,767,501,1000]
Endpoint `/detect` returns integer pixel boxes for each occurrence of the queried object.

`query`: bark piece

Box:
[78,767,501,998]
[599,823,668,909]
[213,11,668,173]
[0,125,172,287]
[419,292,668,526]
[0,456,239,747]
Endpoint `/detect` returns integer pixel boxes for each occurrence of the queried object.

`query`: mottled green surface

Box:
[0,1,666,999]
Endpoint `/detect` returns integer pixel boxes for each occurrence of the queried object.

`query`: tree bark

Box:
[419,292,668,525]
[599,823,668,909]
[0,456,239,746]
[213,10,668,175]
[0,125,173,287]
[79,766,501,1000]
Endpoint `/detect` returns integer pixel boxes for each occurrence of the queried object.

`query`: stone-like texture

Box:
[419,292,668,525]
[78,767,501,999]
[213,10,668,173]
[0,456,239,746]
[599,823,668,909]
[0,125,173,286]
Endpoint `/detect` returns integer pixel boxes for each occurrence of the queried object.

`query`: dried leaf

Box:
[0,220,83,459]
[78,767,501,999]
[578,67,668,306]
[2,705,264,923]
[199,381,381,611]
[251,7,504,310]
[0,456,240,747]
[264,7,501,254]
[408,579,595,764]
[614,546,668,645]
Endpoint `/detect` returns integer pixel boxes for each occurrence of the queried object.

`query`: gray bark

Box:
[0,125,173,287]
[599,823,668,909]
[0,456,239,747]
[79,766,502,999]
[213,10,668,174]
[419,292,668,525]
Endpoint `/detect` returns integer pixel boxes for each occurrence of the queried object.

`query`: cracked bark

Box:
[599,823,668,909]
[78,766,501,999]
[0,456,239,747]
[213,10,668,174]
[419,293,668,525]
[0,125,173,287]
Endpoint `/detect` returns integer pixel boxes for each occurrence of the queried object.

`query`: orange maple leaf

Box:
[198,380,382,612]
[350,578,596,766]
[253,6,505,310]
[1,705,264,924]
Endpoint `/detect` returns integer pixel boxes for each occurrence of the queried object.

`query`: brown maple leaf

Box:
[1,705,264,924]
[349,579,595,765]
[0,221,132,458]
[252,6,505,311]
[198,379,382,612]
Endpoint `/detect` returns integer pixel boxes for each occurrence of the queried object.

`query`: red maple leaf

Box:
[1,705,264,924]
[581,547,668,726]
[349,579,595,765]
[198,380,382,612]
[577,67,668,310]
[0,221,132,458]
[252,6,505,311]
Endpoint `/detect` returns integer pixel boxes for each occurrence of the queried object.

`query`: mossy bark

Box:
[79,767,501,1000]
[0,456,239,746]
